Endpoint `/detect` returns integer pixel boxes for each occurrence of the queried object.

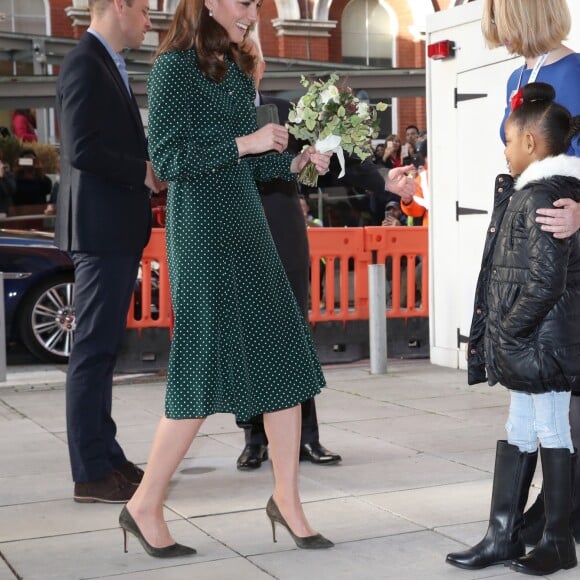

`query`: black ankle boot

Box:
[510,448,577,575]
[445,441,537,570]
[521,488,545,546]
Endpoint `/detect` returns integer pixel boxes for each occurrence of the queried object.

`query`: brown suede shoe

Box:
[115,461,144,486]
[74,471,135,504]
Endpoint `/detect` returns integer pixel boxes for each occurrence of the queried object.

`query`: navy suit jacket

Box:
[55,32,151,254]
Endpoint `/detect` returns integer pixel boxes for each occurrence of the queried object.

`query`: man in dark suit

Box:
[236,35,342,469]
[55,0,161,503]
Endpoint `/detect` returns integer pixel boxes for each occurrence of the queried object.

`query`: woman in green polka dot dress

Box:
[120,0,334,557]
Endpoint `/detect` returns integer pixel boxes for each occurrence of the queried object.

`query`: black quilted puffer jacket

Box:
[467,173,514,385]
[484,155,580,393]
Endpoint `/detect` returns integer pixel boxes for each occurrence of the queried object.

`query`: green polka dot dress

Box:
[147,49,325,421]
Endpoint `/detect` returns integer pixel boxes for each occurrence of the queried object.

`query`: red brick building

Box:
[0,0,461,135]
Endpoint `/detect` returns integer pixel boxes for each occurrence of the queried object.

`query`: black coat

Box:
[55,32,151,254]
[482,155,580,393]
[257,94,309,275]
[467,173,514,385]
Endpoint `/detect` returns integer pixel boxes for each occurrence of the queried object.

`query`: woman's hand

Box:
[290,146,332,174]
[536,199,580,239]
[235,123,289,156]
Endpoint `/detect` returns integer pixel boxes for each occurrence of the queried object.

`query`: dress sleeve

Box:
[246,151,295,183]
[147,52,240,182]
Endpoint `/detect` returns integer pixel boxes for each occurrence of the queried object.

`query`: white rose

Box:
[293,104,306,124]
[357,102,369,118]
[320,84,339,104]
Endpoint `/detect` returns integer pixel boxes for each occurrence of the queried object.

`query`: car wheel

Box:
[18,273,75,364]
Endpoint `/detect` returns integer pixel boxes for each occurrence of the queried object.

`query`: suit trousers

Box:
[66,252,141,482]
[237,266,320,446]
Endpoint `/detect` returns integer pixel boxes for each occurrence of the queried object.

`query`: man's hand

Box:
[145,161,165,194]
[386,166,416,201]
[536,198,580,239]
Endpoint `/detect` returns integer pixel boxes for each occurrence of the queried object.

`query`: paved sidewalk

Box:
[0,360,577,579]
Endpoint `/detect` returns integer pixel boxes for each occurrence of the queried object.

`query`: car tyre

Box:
[18,273,75,364]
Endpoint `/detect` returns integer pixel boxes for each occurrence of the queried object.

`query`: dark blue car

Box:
[0,227,75,363]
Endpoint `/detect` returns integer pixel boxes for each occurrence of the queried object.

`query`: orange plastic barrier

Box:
[127,226,429,330]
[364,226,429,318]
[127,228,172,329]
[307,226,428,324]
[307,227,370,323]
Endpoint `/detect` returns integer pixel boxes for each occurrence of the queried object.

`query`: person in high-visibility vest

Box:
[400,154,429,227]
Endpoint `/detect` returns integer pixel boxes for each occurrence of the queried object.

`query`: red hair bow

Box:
[510,87,524,111]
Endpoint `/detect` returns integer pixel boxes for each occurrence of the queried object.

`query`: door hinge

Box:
[457,328,469,349]
[454,87,488,108]
[456,201,488,221]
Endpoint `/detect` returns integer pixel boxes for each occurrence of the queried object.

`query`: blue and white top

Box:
[500,52,580,157]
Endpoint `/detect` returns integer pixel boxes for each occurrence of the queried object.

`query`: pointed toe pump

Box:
[266,496,334,550]
[119,506,197,559]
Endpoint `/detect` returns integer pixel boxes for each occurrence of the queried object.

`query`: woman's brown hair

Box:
[155,0,255,83]
[481,0,571,58]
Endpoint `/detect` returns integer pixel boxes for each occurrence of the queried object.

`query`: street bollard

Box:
[368,264,387,374]
[0,273,6,382]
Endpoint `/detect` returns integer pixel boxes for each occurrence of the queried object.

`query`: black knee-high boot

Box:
[510,447,577,575]
[521,488,545,546]
[523,396,580,545]
[445,441,537,570]
[570,395,580,542]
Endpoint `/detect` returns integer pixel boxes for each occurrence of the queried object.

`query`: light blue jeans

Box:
[506,390,573,453]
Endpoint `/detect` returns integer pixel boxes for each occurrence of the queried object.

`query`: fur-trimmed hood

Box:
[515,154,580,191]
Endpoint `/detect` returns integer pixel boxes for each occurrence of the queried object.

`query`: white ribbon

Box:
[413,168,430,210]
[314,134,345,178]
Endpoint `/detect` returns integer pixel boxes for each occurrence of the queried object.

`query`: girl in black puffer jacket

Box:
[447,83,580,576]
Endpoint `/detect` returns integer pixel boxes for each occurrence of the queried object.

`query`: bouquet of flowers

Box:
[287,73,388,187]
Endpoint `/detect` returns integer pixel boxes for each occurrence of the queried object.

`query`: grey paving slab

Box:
[1,359,575,579]
[164,456,345,518]
[447,405,509,427]
[194,496,423,556]
[0,366,67,390]
[297,451,488,496]
[0,429,70,477]
[365,480,495,529]
[94,557,274,579]
[0,400,21,421]
[0,471,72,506]
[327,378,471,402]
[312,389,425,423]
[400,391,508,414]
[249,531,517,580]
[198,412,242,436]
[0,500,179,542]
[0,519,235,580]
[0,558,14,580]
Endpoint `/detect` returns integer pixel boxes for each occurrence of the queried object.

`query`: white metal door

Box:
[455,58,516,369]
